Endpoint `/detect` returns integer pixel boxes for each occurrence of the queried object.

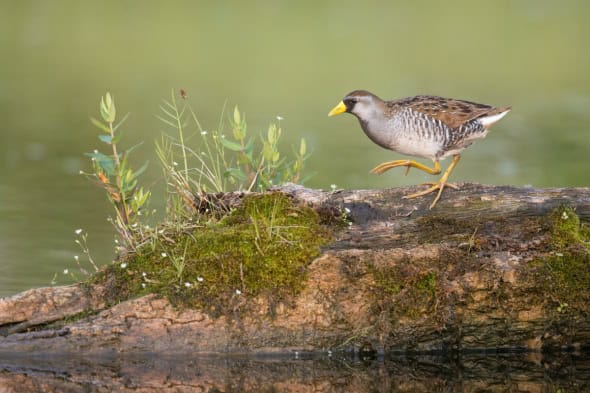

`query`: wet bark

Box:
[1,183,590,355]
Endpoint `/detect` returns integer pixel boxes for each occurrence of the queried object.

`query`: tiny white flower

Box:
[173,161,179,166]
[120,262,127,269]
[562,211,569,220]
[235,289,242,295]
[79,170,84,174]
[221,134,225,138]
[161,252,167,257]
[330,184,337,190]
[74,240,80,244]
[197,276,204,282]
[158,229,164,234]
[142,272,147,277]
[63,269,69,274]
[114,239,119,244]
[184,282,192,288]
[131,223,138,228]
[141,283,146,288]
[75,228,83,235]
[93,149,98,154]
[344,207,351,214]
[276,115,284,121]
[74,255,79,261]
[201,131,208,135]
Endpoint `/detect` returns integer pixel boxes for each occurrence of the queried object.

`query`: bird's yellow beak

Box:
[328,101,347,117]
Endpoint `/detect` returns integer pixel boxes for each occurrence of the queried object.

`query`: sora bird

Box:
[328,90,511,209]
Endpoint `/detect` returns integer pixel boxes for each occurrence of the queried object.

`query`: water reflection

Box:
[0,352,588,392]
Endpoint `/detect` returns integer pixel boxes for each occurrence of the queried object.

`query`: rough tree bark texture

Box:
[1,183,589,354]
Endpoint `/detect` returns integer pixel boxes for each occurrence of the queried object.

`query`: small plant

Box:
[73,91,324,313]
[155,90,312,219]
[73,228,99,274]
[83,92,151,250]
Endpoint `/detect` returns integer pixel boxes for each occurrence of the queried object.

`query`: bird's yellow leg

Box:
[403,155,461,209]
[370,160,441,176]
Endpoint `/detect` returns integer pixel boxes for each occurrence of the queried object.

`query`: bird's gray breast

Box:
[358,110,445,160]
[357,118,394,150]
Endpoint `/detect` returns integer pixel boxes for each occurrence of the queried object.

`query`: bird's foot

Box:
[403,180,456,209]
[418,181,460,190]
[370,160,441,176]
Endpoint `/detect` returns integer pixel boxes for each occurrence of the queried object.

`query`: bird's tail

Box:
[479,107,511,128]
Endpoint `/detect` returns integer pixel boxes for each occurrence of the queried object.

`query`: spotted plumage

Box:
[328,90,511,209]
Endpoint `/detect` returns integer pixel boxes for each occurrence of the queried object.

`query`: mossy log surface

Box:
[1,183,590,355]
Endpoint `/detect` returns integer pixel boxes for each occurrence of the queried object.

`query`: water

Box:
[1,2,589,294]
[0,352,588,392]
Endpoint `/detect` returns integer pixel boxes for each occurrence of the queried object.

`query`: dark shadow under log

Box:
[1,183,590,354]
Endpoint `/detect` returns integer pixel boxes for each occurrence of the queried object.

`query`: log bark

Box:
[1,183,590,355]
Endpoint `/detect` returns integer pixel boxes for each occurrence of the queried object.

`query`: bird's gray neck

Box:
[355,111,394,150]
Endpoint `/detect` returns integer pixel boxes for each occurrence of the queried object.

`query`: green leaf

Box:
[243,137,254,153]
[99,97,109,123]
[90,117,110,133]
[98,134,112,144]
[219,137,243,152]
[262,142,274,162]
[233,106,241,125]
[99,93,116,123]
[134,160,149,178]
[85,151,116,176]
[224,168,248,181]
[155,114,178,129]
[299,138,307,156]
[124,141,144,155]
[112,112,130,132]
[267,124,277,145]
[110,133,122,145]
[159,104,176,120]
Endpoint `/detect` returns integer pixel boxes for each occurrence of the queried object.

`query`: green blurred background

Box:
[1,1,589,296]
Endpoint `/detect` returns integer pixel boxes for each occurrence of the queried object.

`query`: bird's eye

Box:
[344,98,357,108]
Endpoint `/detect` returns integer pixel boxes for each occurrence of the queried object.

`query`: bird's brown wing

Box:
[390,95,498,129]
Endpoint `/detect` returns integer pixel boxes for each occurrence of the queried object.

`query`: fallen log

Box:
[1,183,589,354]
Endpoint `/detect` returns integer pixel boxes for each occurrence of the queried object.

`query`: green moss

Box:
[93,192,332,314]
[370,263,438,320]
[550,206,590,251]
[371,265,403,296]
[533,206,590,308]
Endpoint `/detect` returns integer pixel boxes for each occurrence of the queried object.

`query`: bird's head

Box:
[328,90,381,119]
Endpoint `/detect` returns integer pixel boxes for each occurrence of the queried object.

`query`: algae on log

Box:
[1,183,590,354]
